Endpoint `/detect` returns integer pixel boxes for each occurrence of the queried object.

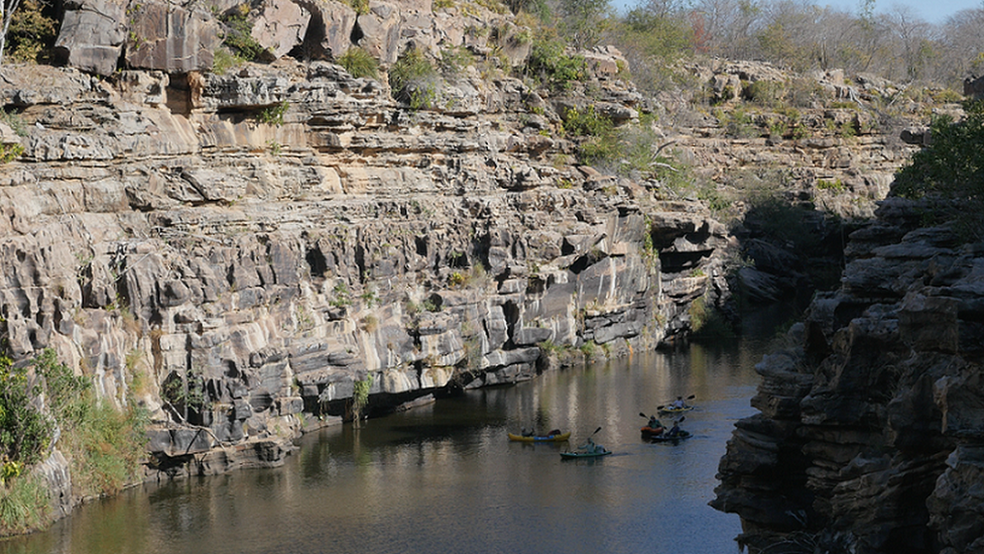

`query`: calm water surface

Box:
[3,338,770,554]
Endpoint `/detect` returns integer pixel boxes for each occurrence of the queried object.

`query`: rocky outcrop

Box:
[7,0,939,530]
[0,38,731,500]
[713,196,984,553]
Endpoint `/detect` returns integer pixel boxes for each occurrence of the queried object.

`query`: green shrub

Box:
[338,47,379,79]
[716,107,759,139]
[5,0,57,63]
[258,101,289,126]
[894,104,984,201]
[212,48,244,75]
[892,101,984,239]
[221,4,266,61]
[744,80,786,107]
[161,366,207,420]
[579,340,596,357]
[0,355,52,467]
[688,296,707,332]
[524,35,585,90]
[330,282,352,307]
[1,347,149,535]
[352,375,372,419]
[440,46,474,78]
[0,143,24,164]
[562,105,612,137]
[389,49,439,109]
[817,178,845,193]
[346,0,369,14]
[0,474,49,535]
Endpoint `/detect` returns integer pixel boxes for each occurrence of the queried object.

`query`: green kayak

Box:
[650,430,692,443]
[560,448,612,459]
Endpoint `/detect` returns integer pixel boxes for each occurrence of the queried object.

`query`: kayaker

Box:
[666,422,681,438]
[580,437,605,454]
[671,396,687,410]
[647,416,663,430]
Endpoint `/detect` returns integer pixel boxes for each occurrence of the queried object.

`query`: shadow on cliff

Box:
[726,193,860,329]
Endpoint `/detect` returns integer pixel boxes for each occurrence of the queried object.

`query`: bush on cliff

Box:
[0,346,148,536]
[893,99,984,238]
[523,33,586,90]
[339,47,379,79]
[389,49,439,109]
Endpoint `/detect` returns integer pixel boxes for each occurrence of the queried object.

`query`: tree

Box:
[557,0,613,50]
[0,0,25,65]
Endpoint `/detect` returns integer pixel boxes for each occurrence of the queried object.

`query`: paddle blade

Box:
[687,394,696,400]
[592,426,602,435]
[639,412,648,418]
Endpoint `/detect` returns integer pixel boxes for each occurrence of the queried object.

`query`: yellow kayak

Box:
[507,431,571,442]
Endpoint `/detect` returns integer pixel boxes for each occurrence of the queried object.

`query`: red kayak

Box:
[640,425,665,438]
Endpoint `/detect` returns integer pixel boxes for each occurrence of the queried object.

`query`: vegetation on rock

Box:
[0,337,147,536]
[893,100,984,239]
[338,47,379,79]
[389,48,439,109]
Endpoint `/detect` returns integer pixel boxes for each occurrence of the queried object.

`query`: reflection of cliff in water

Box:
[3,346,767,554]
[713,196,984,554]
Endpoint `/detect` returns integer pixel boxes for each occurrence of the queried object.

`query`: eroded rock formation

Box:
[713,196,984,554]
[0,45,733,496]
[2,0,938,529]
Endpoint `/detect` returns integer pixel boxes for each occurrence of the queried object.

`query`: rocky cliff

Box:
[0,0,938,529]
[712,194,984,553]
[0,3,740,520]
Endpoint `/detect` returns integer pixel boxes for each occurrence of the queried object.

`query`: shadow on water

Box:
[2,334,777,554]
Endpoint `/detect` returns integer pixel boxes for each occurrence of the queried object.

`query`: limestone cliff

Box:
[0,0,937,531]
[0,41,731,512]
[713,195,984,554]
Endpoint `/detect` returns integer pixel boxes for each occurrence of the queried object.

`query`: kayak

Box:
[658,406,695,415]
[640,426,665,438]
[650,430,692,443]
[508,431,571,442]
[560,448,612,459]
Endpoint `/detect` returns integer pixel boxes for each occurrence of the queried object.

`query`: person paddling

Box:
[647,416,663,430]
[580,437,605,454]
[671,396,688,410]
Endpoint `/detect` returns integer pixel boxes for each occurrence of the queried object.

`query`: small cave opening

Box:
[165,73,193,117]
[306,247,328,278]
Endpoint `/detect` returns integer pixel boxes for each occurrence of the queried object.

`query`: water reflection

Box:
[2,338,769,554]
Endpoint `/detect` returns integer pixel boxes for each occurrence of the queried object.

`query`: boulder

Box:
[251,0,312,60]
[54,0,128,76]
[354,1,402,64]
[125,1,222,73]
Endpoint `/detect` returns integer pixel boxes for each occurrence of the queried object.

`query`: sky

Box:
[614,0,983,24]
[821,0,981,23]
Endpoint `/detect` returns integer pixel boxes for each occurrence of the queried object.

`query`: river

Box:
[2,337,771,554]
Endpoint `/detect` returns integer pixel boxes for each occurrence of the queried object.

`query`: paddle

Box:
[570,427,603,454]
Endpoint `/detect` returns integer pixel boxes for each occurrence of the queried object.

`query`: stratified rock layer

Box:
[0,56,731,491]
[713,196,984,554]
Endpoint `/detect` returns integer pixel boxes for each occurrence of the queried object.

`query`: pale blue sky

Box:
[615,0,982,24]
[823,0,981,23]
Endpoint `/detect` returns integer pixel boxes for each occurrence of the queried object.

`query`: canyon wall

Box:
[0,54,731,501]
[0,0,934,526]
[713,195,984,554]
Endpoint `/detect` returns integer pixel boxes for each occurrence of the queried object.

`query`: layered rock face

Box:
[0,45,732,489]
[713,196,984,553]
[4,0,933,525]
